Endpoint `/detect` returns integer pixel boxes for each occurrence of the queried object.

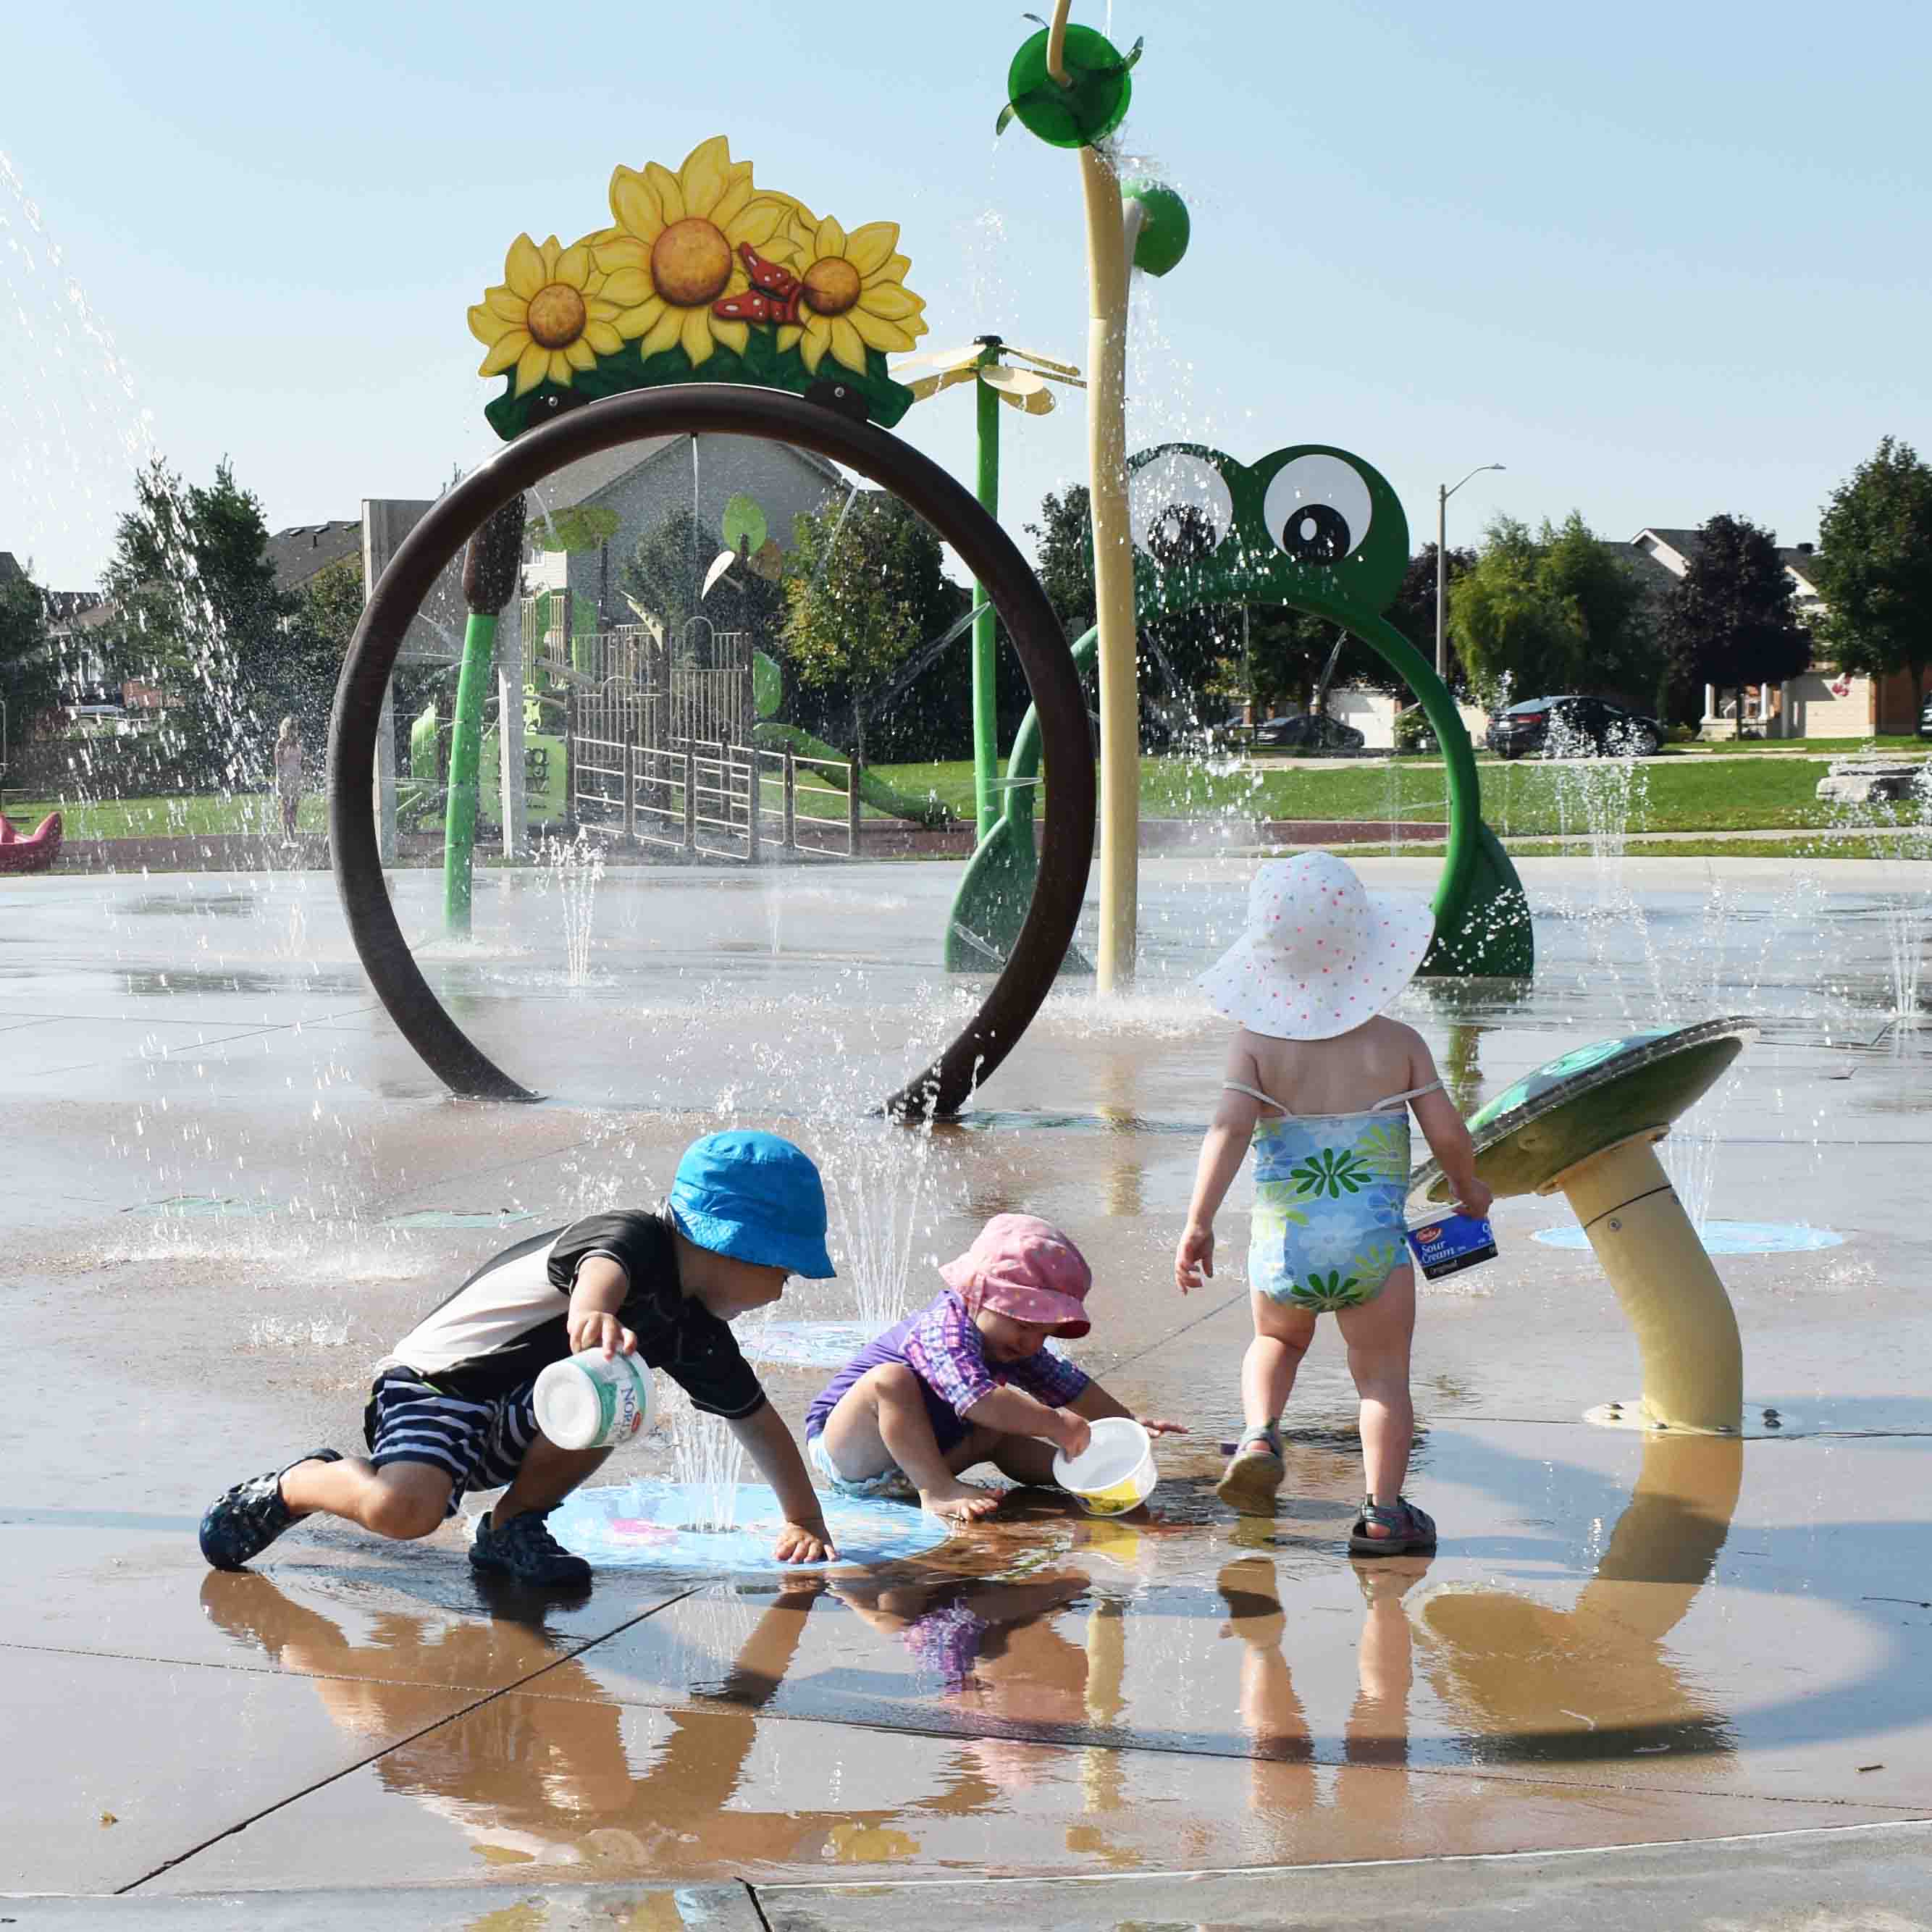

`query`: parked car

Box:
[1486,695,1662,760]
[1251,711,1366,754]
[1918,692,1932,740]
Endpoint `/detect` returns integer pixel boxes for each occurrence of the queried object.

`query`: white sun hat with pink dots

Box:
[1199,851,1436,1041]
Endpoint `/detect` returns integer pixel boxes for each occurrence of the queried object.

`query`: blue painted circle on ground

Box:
[547,1481,949,1574]
[1532,1220,1845,1255]
[742,1319,883,1369]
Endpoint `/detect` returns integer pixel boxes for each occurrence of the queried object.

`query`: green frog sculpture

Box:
[945,440,1534,978]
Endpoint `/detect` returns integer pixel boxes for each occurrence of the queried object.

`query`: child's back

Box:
[1235,1014,1421,1120]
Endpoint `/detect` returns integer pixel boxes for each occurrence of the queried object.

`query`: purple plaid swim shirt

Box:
[805,1288,1091,1454]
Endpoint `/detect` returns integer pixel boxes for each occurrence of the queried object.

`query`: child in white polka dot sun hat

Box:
[1177,852,1490,1553]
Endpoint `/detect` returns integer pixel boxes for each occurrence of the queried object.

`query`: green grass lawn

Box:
[0,792,328,838]
[12,742,1925,847]
[873,752,1908,836]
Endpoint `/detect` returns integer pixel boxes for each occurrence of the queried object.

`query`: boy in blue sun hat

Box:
[199,1131,840,1587]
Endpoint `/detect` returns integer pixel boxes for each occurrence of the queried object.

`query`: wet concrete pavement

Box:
[2,855,1929,1920]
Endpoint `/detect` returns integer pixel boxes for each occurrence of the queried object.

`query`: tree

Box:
[621,505,784,658]
[779,492,970,760]
[100,456,293,784]
[1378,543,1477,696]
[1450,512,1658,707]
[0,556,61,743]
[282,555,364,742]
[1812,435,1932,706]
[1028,484,1098,644]
[1659,515,1810,729]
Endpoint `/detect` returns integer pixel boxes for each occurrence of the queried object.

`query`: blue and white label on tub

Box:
[1406,1213,1498,1280]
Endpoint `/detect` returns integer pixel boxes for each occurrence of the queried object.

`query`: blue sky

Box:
[3,1,1926,591]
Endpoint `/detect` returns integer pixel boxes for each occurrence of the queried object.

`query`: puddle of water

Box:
[1532,1221,1846,1255]
[548,1481,950,1574]
[382,1209,539,1231]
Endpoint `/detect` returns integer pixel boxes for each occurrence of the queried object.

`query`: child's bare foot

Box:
[920,1481,1001,1523]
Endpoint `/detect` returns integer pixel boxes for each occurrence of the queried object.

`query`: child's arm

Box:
[1071,1381,1187,1437]
[728,1401,839,1563]
[1177,1036,1267,1293]
[961,1383,1091,1458]
[565,1256,639,1358]
[1405,1033,1494,1217]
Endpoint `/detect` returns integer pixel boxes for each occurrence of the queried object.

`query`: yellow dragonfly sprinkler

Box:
[892,335,1085,845]
[997,3,1191,991]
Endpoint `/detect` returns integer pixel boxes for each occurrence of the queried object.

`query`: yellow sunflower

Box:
[773,204,928,375]
[593,135,791,366]
[468,233,647,396]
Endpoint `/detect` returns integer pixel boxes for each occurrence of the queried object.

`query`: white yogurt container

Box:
[532,1349,655,1450]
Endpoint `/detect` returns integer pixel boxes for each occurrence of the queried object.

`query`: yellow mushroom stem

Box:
[1543,1129,1744,1434]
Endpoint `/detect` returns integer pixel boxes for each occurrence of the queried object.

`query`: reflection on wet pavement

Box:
[4,859,1931,1894]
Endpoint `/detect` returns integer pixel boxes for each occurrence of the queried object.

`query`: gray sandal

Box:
[1349,1497,1436,1556]
[1216,1426,1285,1515]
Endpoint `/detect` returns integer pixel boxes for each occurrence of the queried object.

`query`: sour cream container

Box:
[532,1349,655,1450]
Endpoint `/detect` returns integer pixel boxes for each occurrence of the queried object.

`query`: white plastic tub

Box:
[1051,1416,1157,1516]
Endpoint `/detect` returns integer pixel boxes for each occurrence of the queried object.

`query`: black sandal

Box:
[1348,1497,1437,1556]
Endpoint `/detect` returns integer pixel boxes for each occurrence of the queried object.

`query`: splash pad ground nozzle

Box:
[1414,1018,1755,1435]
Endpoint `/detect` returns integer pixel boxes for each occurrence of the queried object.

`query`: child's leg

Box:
[492,1436,611,1528]
[1335,1262,1418,1527]
[282,1454,455,1541]
[820,1364,1001,1521]
[1243,1293,1318,1432]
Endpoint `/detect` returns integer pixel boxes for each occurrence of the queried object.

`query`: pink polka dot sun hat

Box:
[939,1213,1093,1339]
[1199,851,1436,1041]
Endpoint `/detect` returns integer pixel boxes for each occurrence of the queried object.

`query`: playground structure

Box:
[948,441,1536,978]
[0,807,61,875]
[1415,1017,1755,1435]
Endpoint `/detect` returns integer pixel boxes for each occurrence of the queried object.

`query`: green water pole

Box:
[443,495,527,938]
[442,611,497,936]
[971,337,1003,845]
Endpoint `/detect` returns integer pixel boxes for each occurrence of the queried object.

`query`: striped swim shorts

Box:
[363,1366,541,1517]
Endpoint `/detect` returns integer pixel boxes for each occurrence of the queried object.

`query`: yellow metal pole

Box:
[1546,1130,1744,1433]
[1047,0,1138,991]
[1080,144,1138,991]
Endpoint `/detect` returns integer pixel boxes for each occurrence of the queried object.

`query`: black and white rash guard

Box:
[382,1206,767,1418]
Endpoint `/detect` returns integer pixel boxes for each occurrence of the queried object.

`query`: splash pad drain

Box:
[1533,1221,1844,1256]
[547,1481,949,1574]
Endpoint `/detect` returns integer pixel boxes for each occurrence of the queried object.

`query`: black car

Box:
[1250,711,1366,754]
[1486,695,1662,760]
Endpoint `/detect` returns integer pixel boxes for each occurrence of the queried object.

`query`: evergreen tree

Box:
[1659,515,1810,729]
[1811,436,1932,706]
[100,457,293,785]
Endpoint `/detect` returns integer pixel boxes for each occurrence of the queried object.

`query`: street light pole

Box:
[1435,463,1505,681]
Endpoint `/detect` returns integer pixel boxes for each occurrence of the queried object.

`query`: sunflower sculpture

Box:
[466,136,928,440]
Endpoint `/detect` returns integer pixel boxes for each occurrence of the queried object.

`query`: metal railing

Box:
[568,731,862,864]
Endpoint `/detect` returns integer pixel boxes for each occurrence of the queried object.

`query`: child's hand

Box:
[1453,1178,1495,1219]
[568,1309,637,1358]
[1051,1408,1092,1459]
[773,1517,839,1564]
[1137,1418,1188,1437]
[1175,1224,1214,1294]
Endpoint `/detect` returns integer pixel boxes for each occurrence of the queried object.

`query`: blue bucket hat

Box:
[668,1131,836,1279]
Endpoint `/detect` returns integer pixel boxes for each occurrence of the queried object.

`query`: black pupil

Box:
[1148,503,1218,566]
[1279,500,1350,563]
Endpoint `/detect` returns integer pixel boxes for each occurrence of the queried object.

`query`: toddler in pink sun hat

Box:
[1177,851,1492,1554]
[806,1214,1183,1522]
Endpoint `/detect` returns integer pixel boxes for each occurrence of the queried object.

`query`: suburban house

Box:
[266,518,362,597]
[517,432,845,633]
[1630,526,1919,739]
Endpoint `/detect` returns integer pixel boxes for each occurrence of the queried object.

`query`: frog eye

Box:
[1129,452,1235,566]
[1262,454,1374,564]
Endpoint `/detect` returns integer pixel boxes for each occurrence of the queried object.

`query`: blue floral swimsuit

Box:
[1227,1078,1441,1311]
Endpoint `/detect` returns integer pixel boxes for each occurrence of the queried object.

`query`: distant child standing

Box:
[200,1131,843,1586]
[1176,852,1491,1553]
[274,716,303,841]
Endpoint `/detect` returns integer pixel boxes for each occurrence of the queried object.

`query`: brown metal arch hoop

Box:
[327,384,1096,1121]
